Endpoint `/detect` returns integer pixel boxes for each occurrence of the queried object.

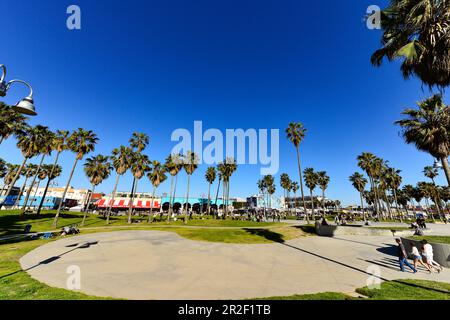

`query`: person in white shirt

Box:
[421,240,443,273]
[410,242,431,273]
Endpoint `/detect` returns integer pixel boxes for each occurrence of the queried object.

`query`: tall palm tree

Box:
[257,179,267,216]
[264,175,275,209]
[205,166,216,215]
[164,153,183,220]
[221,157,237,218]
[385,166,404,222]
[280,173,291,212]
[147,160,167,222]
[317,171,330,218]
[357,152,381,218]
[349,172,368,221]
[106,146,133,224]
[0,158,7,196]
[21,127,54,214]
[0,102,28,144]
[291,181,299,210]
[418,181,438,221]
[183,151,199,222]
[37,130,70,215]
[396,95,450,185]
[403,184,416,215]
[1,125,46,208]
[3,164,20,197]
[53,128,98,227]
[304,168,318,217]
[286,122,308,223]
[82,155,112,225]
[31,166,48,207]
[128,132,149,210]
[371,0,450,89]
[127,152,150,224]
[13,164,36,208]
[38,164,62,212]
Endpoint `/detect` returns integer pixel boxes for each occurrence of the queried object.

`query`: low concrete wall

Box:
[401,238,450,268]
[315,223,430,237]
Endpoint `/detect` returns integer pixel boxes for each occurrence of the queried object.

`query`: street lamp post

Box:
[0,64,37,116]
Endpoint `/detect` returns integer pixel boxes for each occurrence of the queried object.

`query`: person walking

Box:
[409,242,431,273]
[395,239,417,273]
[421,240,443,273]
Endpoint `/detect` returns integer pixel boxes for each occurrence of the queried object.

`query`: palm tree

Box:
[291,181,299,210]
[21,127,54,214]
[38,164,62,212]
[371,0,450,89]
[221,157,237,218]
[385,167,404,222]
[0,158,7,195]
[127,152,150,224]
[280,173,291,212]
[13,164,36,208]
[205,167,216,216]
[3,164,19,197]
[37,130,70,215]
[396,95,450,185]
[357,152,381,218]
[106,146,133,224]
[423,166,445,222]
[257,179,267,216]
[403,184,416,215]
[418,181,437,221]
[183,151,199,222]
[286,122,308,222]
[264,175,275,209]
[53,128,98,227]
[1,125,46,208]
[82,155,112,225]
[127,132,150,219]
[0,102,28,144]
[147,160,167,222]
[317,171,330,218]
[304,168,318,217]
[349,172,368,221]
[164,153,183,220]
[31,166,49,207]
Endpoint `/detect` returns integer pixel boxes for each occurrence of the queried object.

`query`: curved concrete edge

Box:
[314,224,430,237]
[401,238,450,268]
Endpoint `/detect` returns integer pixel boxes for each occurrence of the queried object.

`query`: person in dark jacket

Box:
[395,238,417,273]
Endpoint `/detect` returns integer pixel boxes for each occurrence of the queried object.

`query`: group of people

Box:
[396,238,443,274]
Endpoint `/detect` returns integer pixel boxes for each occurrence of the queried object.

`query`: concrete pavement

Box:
[19,230,450,300]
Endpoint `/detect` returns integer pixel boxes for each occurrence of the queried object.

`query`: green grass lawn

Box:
[356,279,450,300]
[407,235,450,245]
[254,292,352,300]
[0,210,281,237]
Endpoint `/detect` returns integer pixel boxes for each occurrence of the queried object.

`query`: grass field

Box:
[407,235,450,245]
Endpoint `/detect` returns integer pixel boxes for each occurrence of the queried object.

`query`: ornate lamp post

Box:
[0,64,37,116]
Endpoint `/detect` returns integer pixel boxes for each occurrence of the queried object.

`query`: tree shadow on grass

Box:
[243,228,285,243]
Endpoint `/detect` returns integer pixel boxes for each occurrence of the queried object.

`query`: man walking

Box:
[395,238,417,273]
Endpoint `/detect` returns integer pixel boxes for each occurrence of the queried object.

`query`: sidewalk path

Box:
[19,230,450,300]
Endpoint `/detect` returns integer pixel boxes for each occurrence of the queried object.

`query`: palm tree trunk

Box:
[1,157,28,208]
[22,154,46,214]
[53,158,79,227]
[441,157,450,186]
[31,180,41,209]
[321,189,326,218]
[207,183,211,216]
[106,174,121,224]
[37,177,52,214]
[310,189,315,219]
[81,184,95,226]
[167,175,174,222]
[37,151,61,215]
[184,174,191,223]
[214,178,221,219]
[393,188,402,223]
[14,175,29,208]
[128,178,138,224]
[360,192,366,222]
[149,186,156,223]
[296,146,308,223]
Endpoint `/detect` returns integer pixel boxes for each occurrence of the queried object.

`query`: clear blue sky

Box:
[1,0,448,205]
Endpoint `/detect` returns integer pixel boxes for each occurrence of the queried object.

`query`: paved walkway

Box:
[19,230,450,300]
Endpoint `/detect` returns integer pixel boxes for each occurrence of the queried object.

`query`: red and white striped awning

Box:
[95,199,160,209]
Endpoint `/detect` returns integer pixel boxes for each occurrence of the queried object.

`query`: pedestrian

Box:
[409,241,431,273]
[395,238,417,273]
[421,240,443,273]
